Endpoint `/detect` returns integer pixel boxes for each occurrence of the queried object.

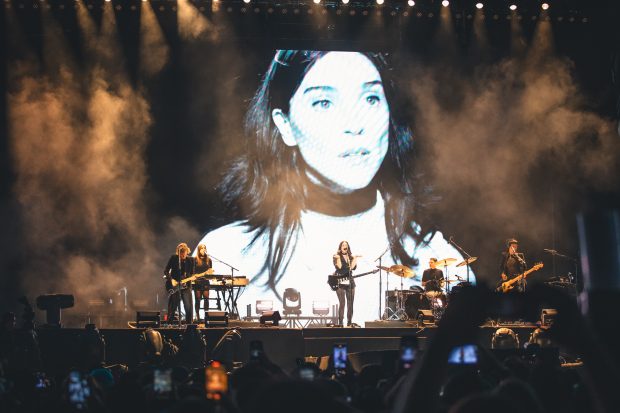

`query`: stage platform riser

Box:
[36,326,547,373]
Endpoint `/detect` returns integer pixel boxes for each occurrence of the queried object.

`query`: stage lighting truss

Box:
[3,1,588,29]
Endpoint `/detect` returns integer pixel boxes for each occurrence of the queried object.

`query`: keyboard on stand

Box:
[193,275,248,319]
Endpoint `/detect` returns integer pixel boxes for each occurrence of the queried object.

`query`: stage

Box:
[35,323,548,374]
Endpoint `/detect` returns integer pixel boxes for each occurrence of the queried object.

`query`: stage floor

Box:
[36,323,542,373]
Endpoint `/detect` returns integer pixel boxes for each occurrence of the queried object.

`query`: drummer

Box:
[421,258,445,293]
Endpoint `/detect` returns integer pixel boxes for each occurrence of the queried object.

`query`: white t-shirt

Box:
[197,192,475,324]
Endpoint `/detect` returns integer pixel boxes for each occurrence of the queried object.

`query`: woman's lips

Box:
[339,148,371,158]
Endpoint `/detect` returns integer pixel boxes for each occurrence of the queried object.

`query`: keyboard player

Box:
[193,244,213,321]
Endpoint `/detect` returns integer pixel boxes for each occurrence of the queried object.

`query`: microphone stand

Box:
[209,254,241,319]
[177,256,183,328]
[374,245,391,320]
[448,236,474,284]
[544,249,579,296]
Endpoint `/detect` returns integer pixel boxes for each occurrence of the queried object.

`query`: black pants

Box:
[194,289,210,320]
[168,288,193,324]
[336,286,355,325]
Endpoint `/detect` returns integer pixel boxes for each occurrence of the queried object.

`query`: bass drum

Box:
[449,281,473,300]
[405,293,430,319]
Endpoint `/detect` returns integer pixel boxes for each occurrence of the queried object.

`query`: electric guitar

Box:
[327,269,380,291]
[496,263,544,293]
[166,268,214,295]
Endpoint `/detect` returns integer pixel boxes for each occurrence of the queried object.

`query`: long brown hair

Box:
[195,243,209,267]
[220,50,434,296]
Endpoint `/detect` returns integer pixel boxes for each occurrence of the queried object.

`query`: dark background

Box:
[1,0,619,320]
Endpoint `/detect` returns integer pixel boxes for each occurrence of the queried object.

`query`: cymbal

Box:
[444,277,462,283]
[377,264,414,278]
[390,265,415,278]
[435,258,457,268]
[456,257,478,267]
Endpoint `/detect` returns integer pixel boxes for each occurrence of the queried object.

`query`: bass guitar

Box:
[496,263,544,293]
[166,268,214,295]
[327,269,379,291]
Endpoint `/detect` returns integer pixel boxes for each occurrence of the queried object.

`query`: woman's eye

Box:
[366,95,381,105]
[312,99,333,110]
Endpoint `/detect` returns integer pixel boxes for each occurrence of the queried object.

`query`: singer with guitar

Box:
[499,238,528,292]
[164,243,194,324]
[332,241,358,327]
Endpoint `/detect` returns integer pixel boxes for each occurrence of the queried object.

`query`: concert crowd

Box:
[0,285,618,413]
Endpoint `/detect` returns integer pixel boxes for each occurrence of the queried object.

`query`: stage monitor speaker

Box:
[259,311,281,326]
[416,309,435,326]
[136,311,160,328]
[205,311,228,327]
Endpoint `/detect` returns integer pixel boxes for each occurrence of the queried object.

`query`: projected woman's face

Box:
[273,52,390,194]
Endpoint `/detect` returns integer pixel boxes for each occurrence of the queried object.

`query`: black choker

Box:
[304,180,377,217]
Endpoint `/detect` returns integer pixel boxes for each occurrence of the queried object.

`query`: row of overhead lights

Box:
[301,0,553,8]
[4,0,567,15]
[99,0,553,7]
[15,0,552,7]
[225,0,553,8]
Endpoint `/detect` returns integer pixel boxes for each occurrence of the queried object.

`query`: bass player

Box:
[499,238,527,292]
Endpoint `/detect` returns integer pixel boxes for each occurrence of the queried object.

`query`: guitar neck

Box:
[506,266,540,286]
[173,269,213,285]
[352,270,378,279]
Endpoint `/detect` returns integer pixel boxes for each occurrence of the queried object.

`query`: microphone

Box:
[543,248,557,254]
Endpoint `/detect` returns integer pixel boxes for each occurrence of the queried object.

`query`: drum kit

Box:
[379,256,477,321]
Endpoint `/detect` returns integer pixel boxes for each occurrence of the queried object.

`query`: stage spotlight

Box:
[475,2,483,9]
[376,0,384,5]
[243,0,250,3]
[509,4,517,11]
[441,0,449,7]
[542,2,549,10]
[313,0,320,4]
[491,328,519,349]
[283,288,302,316]
[407,0,415,6]
[528,327,553,347]
[342,0,349,4]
